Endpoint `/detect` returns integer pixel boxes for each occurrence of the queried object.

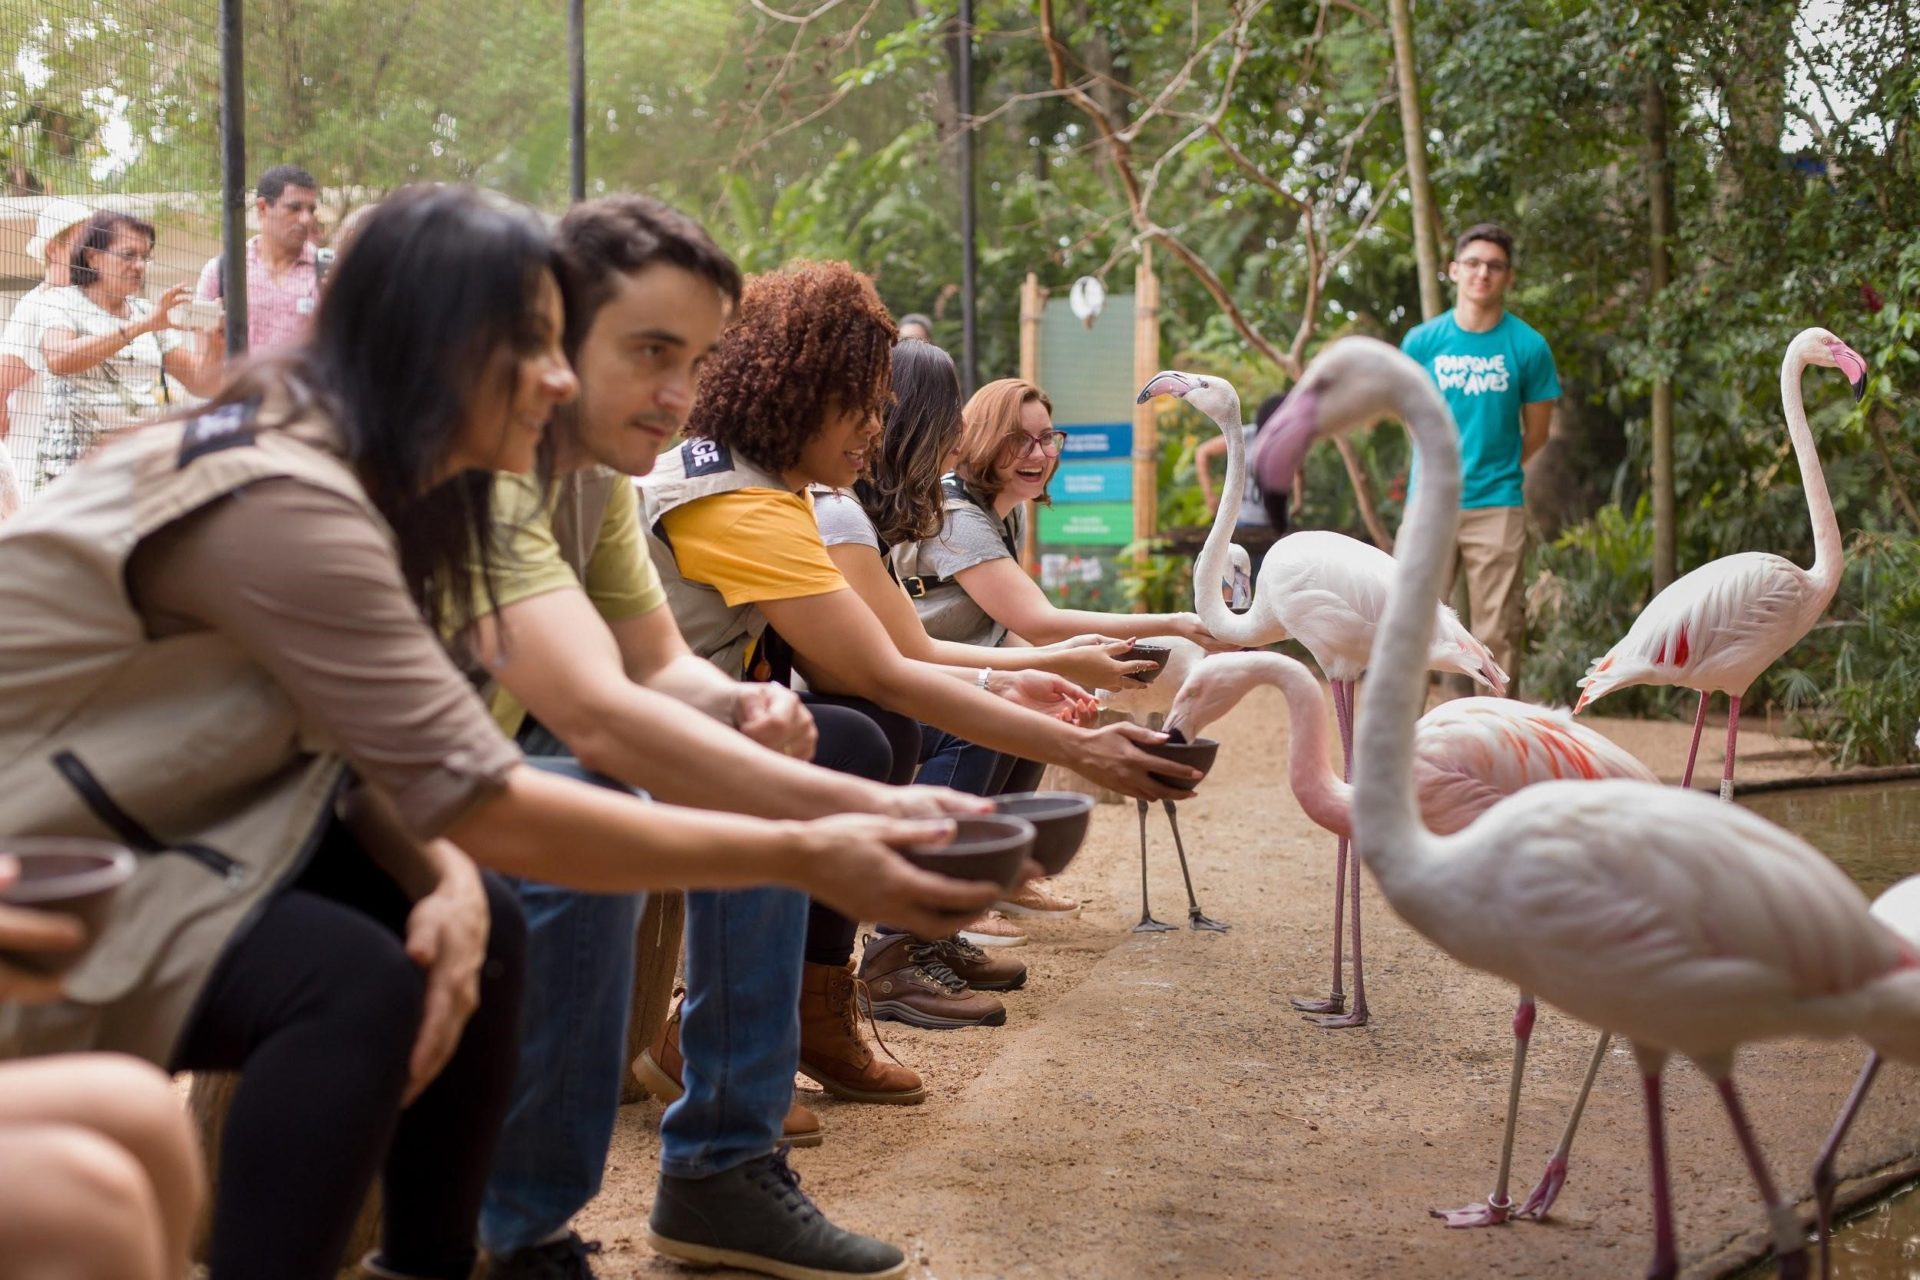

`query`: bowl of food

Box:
[1141,731,1221,791]
[1120,643,1172,685]
[993,791,1095,876]
[0,839,137,976]
[900,815,1035,891]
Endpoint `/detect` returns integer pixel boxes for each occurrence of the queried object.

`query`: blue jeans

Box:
[479,753,811,1250]
[915,729,1042,797]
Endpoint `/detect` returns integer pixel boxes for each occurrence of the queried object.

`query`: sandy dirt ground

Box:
[577,694,1920,1280]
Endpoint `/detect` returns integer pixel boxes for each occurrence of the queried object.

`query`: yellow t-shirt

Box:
[480,469,667,735]
[657,487,847,605]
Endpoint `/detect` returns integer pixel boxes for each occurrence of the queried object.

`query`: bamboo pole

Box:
[1387,0,1443,321]
[1019,272,1047,572]
[1131,247,1161,610]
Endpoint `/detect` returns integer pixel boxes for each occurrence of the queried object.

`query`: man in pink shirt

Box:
[195,165,321,354]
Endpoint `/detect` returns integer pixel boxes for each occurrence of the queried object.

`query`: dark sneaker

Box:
[482,1232,603,1280]
[648,1150,907,1279]
[927,933,1027,991]
[856,932,1006,1029]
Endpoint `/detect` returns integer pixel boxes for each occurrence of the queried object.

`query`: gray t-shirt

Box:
[891,495,1024,648]
[810,488,883,553]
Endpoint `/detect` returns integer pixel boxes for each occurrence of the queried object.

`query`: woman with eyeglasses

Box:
[36,210,224,491]
[891,378,1224,916]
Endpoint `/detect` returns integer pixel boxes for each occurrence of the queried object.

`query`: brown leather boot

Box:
[633,997,825,1147]
[925,933,1028,992]
[856,932,1008,1028]
[797,960,926,1104]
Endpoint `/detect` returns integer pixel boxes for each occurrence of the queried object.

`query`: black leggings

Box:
[170,822,527,1280]
[797,693,919,965]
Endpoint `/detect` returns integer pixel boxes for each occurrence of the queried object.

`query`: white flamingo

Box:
[1138,369,1506,1029]
[1098,544,1251,934]
[1165,649,1657,1226]
[1259,333,1919,1280]
[1574,328,1867,800]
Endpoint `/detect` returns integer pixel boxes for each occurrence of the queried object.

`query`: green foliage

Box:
[1111,538,1191,615]
[1524,495,1663,712]
[1779,533,1920,767]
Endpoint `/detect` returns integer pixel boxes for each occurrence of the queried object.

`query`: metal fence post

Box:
[569,0,587,202]
[219,0,248,355]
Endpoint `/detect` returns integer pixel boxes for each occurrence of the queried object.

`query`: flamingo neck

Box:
[1252,653,1354,837]
[1190,401,1271,647]
[1351,385,1457,885]
[1782,347,1843,600]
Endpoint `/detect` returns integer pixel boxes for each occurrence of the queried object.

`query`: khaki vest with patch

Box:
[638,438,790,680]
[0,403,379,1064]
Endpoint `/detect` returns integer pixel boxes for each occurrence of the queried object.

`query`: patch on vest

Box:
[682,437,733,478]
[177,402,257,467]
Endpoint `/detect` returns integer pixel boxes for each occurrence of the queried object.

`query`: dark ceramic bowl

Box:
[1142,736,1221,791]
[993,791,1095,877]
[901,815,1035,890]
[1121,643,1173,685]
[0,839,137,976]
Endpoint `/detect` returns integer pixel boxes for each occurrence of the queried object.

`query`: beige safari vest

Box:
[638,437,791,680]
[0,401,379,1064]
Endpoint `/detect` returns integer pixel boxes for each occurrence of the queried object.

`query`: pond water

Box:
[1733,778,1920,1279]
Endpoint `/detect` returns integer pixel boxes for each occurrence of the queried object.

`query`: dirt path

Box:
[581,695,1919,1279]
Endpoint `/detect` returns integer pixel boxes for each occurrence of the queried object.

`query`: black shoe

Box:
[648,1149,907,1279]
[483,1233,603,1280]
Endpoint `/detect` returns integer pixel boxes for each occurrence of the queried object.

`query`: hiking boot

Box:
[856,932,1007,1029]
[797,960,925,1104]
[479,1233,603,1280]
[927,933,1027,991]
[957,910,1027,948]
[634,998,824,1147]
[648,1149,906,1280]
[996,877,1080,917]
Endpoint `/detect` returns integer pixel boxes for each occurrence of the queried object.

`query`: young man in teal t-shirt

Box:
[1400,222,1559,688]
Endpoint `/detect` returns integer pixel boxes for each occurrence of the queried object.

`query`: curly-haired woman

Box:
[639,261,1199,1096]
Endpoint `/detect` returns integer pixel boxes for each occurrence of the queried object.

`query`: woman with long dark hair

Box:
[0,187,994,1280]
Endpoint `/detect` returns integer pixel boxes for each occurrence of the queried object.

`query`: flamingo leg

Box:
[1812,1053,1881,1280]
[1293,677,1350,1014]
[1714,1076,1808,1279]
[1432,994,1535,1227]
[1644,1070,1679,1280]
[1311,678,1369,1029]
[1720,695,1742,803]
[1161,800,1229,931]
[1516,1028,1613,1220]
[1132,799,1173,933]
[1680,691,1709,790]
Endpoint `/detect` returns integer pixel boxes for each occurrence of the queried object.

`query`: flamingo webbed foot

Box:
[1188,911,1230,932]
[1515,1153,1569,1221]
[1290,993,1345,1014]
[1133,915,1176,934]
[1307,1007,1369,1029]
[1429,1196,1513,1229]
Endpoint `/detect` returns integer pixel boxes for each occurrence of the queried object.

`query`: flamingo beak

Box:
[1828,341,1868,402]
[1136,371,1195,403]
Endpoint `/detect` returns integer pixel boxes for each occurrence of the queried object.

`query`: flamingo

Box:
[1258,333,1919,1280]
[1138,369,1507,1029]
[1574,328,1867,801]
[1099,544,1252,934]
[1166,649,1657,1226]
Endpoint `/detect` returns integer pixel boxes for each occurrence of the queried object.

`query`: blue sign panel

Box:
[1059,422,1132,459]
[1052,460,1131,504]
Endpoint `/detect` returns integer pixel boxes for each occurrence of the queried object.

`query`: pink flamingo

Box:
[1259,333,1917,1280]
[1138,369,1505,1029]
[1574,328,1867,801]
[1166,649,1656,1227]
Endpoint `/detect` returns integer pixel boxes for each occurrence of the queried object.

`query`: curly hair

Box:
[685,260,895,475]
[952,377,1056,506]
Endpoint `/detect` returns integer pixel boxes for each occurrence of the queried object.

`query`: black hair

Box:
[896,312,934,336]
[257,165,318,204]
[553,194,742,362]
[1253,392,1288,432]
[69,210,155,288]
[200,184,557,642]
[1453,222,1514,263]
[858,339,962,547]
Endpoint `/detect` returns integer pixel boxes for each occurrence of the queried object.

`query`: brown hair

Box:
[1452,222,1514,263]
[857,339,962,547]
[684,260,894,475]
[552,194,742,362]
[952,377,1056,505]
[70,210,157,288]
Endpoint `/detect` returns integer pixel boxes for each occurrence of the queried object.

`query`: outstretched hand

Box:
[0,856,86,1005]
[797,815,1003,939]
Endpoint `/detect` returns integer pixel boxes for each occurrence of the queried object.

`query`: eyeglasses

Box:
[1456,256,1509,275]
[103,247,154,265]
[1005,429,1069,458]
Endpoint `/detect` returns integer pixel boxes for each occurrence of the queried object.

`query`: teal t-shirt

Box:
[1401,311,1560,509]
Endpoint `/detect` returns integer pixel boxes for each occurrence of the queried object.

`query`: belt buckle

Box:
[903,576,927,599]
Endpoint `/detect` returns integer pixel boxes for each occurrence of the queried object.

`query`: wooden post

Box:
[1130,247,1160,610]
[621,889,686,1103]
[1018,272,1047,572]
[1388,0,1443,322]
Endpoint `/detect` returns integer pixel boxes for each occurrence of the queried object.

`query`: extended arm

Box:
[952,555,1218,648]
[1521,399,1553,464]
[1194,434,1228,512]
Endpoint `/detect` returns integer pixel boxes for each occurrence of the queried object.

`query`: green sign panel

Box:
[1037,502,1133,546]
